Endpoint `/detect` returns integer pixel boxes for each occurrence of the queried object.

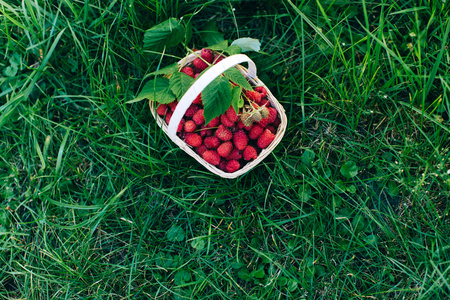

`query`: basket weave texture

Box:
[149,51,287,179]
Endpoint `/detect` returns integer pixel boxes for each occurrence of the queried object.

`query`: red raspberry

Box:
[218,159,228,171]
[185,133,202,147]
[266,125,276,134]
[257,129,275,149]
[177,119,185,132]
[226,106,239,123]
[165,112,173,124]
[193,58,208,71]
[156,104,168,116]
[267,108,277,123]
[225,149,242,161]
[184,120,197,133]
[217,141,233,157]
[226,160,240,173]
[259,99,269,107]
[213,54,225,64]
[233,130,248,150]
[202,150,221,165]
[220,114,235,127]
[196,145,207,156]
[230,124,240,133]
[185,104,200,118]
[168,101,178,110]
[194,73,200,79]
[204,136,220,149]
[201,48,214,63]
[255,86,267,98]
[193,93,202,104]
[193,109,205,125]
[200,125,213,137]
[181,67,194,77]
[249,124,264,139]
[206,117,219,128]
[258,117,269,128]
[215,125,232,141]
[243,146,258,161]
[273,117,281,127]
[245,90,261,103]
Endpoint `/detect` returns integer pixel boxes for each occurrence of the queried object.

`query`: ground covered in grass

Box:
[1,0,450,299]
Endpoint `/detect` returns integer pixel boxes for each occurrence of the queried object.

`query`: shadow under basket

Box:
[149,52,287,179]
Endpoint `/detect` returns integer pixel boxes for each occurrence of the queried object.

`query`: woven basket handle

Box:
[167,54,257,139]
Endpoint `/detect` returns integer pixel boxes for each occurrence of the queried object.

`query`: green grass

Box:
[1,0,450,299]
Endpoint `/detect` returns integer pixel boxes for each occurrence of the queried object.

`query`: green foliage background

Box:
[1,0,450,299]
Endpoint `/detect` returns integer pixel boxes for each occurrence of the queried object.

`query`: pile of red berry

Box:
[155,54,280,173]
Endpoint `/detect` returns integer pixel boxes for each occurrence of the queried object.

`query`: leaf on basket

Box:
[170,72,195,98]
[225,45,242,56]
[129,77,176,104]
[202,76,232,125]
[207,40,229,51]
[231,38,261,52]
[143,18,185,52]
[231,86,242,113]
[223,68,253,91]
[146,62,179,77]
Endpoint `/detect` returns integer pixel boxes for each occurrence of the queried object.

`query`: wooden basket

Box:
[149,51,287,179]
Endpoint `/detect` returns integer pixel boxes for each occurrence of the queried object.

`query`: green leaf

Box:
[0,226,7,239]
[340,161,358,178]
[345,6,360,18]
[208,40,229,51]
[231,38,261,52]
[302,149,315,167]
[182,18,193,45]
[9,52,21,66]
[193,269,206,281]
[364,234,379,246]
[147,62,179,76]
[352,214,366,233]
[155,252,174,268]
[223,68,253,91]
[251,268,265,279]
[172,255,183,267]
[231,262,245,269]
[3,65,18,77]
[315,265,327,277]
[129,77,175,104]
[167,225,185,242]
[347,185,357,194]
[200,21,224,46]
[287,239,298,250]
[170,72,195,98]
[0,209,8,226]
[202,76,232,125]
[288,280,298,292]
[231,86,242,113]
[306,257,314,268]
[174,270,191,285]
[225,45,242,55]
[298,184,311,202]
[388,181,399,196]
[190,238,206,251]
[143,18,185,52]
[237,269,252,281]
[277,276,288,286]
